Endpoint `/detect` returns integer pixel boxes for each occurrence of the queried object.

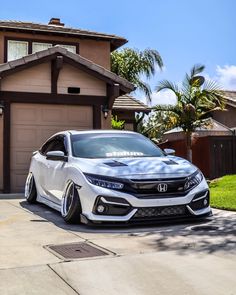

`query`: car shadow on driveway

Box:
[19,200,207,232]
[19,200,207,233]
[19,201,236,255]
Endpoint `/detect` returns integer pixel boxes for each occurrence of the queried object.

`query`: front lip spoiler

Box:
[80,210,213,227]
[187,205,211,216]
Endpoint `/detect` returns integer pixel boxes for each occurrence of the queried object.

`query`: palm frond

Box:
[139,49,163,79]
[189,64,205,78]
[203,79,221,92]
[153,104,183,118]
[136,80,152,104]
[153,104,177,112]
[111,47,164,102]
[155,79,181,99]
[143,49,164,70]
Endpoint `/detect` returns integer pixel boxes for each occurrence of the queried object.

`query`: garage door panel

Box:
[39,127,67,144]
[11,127,40,149]
[11,103,93,192]
[41,108,67,123]
[66,106,93,126]
[11,149,33,169]
[11,106,40,125]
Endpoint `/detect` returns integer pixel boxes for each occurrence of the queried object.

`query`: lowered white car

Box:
[25,130,212,224]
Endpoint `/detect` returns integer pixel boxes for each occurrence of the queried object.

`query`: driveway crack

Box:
[47,264,80,295]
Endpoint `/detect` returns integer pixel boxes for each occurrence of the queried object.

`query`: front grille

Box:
[133,205,186,218]
[122,178,187,197]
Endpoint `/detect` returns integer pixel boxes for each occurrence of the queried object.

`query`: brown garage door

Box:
[11,103,93,192]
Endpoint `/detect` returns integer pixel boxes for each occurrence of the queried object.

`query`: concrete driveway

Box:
[0,196,235,295]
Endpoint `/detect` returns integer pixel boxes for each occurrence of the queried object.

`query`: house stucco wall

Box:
[212,105,236,128]
[1,62,107,96]
[2,63,51,93]
[0,31,111,69]
[58,64,106,96]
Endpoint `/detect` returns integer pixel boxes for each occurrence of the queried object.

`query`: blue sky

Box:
[0,0,235,104]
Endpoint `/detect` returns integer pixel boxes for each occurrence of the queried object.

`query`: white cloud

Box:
[151,90,177,106]
[215,65,236,90]
[135,89,177,106]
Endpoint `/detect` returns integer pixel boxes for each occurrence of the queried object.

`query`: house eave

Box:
[0,25,128,51]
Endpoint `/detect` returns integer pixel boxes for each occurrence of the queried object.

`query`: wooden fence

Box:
[160,136,236,179]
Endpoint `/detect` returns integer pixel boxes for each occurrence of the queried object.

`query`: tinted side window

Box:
[41,140,53,155]
[41,136,67,155]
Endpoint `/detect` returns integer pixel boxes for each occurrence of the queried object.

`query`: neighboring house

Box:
[161,90,236,179]
[112,94,150,130]
[163,118,234,141]
[211,90,236,128]
[0,18,136,193]
[162,118,236,179]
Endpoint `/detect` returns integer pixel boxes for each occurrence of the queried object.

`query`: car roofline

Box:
[67,130,137,135]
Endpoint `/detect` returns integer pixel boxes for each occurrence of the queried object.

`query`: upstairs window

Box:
[55,44,76,53]
[7,40,28,61]
[32,42,52,53]
[6,38,78,62]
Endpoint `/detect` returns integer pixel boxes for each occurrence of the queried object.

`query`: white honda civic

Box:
[25,130,212,224]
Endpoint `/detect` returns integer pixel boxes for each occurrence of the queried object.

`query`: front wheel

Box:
[25,173,37,203]
[61,182,82,224]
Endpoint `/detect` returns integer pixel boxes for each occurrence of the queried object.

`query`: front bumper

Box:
[78,178,212,224]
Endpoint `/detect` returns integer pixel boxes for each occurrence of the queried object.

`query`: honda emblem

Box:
[157,183,168,192]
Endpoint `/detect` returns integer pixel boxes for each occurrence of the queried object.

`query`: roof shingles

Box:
[113,95,150,113]
[0,20,127,51]
[223,90,236,107]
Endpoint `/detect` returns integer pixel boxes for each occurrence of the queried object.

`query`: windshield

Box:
[71,133,164,158]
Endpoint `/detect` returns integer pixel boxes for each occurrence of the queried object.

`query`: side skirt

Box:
[37,194,61,212]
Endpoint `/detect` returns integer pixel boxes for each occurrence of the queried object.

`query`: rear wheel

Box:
[61,182,82,224]
[25,173,37,203]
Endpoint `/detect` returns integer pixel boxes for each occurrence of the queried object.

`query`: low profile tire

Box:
[61,182,82,224]
[25,173,37,203]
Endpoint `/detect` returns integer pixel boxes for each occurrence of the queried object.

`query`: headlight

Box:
[184,170,203,191]
[85,174,124,190]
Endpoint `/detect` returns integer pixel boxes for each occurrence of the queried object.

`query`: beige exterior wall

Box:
[0,115,3,191]
[58,64,106,96]
[2,63,51,93]
[79,39,110,69]
[212,105,236,128]
[1,62,107,96]
[0,31,111,69]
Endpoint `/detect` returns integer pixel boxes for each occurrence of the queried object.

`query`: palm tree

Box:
[111,48,163,104]
[154,64,225,162]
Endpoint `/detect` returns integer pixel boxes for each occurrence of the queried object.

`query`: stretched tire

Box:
[61,182,82,224]
[25,173,37,203]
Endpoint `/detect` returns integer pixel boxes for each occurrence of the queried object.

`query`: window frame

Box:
[4,36,79,62]
[7,39,29,62]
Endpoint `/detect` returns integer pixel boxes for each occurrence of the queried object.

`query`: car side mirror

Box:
[46,151,68,162]
[164,148,175,156]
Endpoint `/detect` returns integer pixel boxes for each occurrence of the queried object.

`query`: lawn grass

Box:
[209,175,236,211]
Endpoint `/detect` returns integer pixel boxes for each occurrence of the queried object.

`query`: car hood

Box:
[72,156,197,179]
